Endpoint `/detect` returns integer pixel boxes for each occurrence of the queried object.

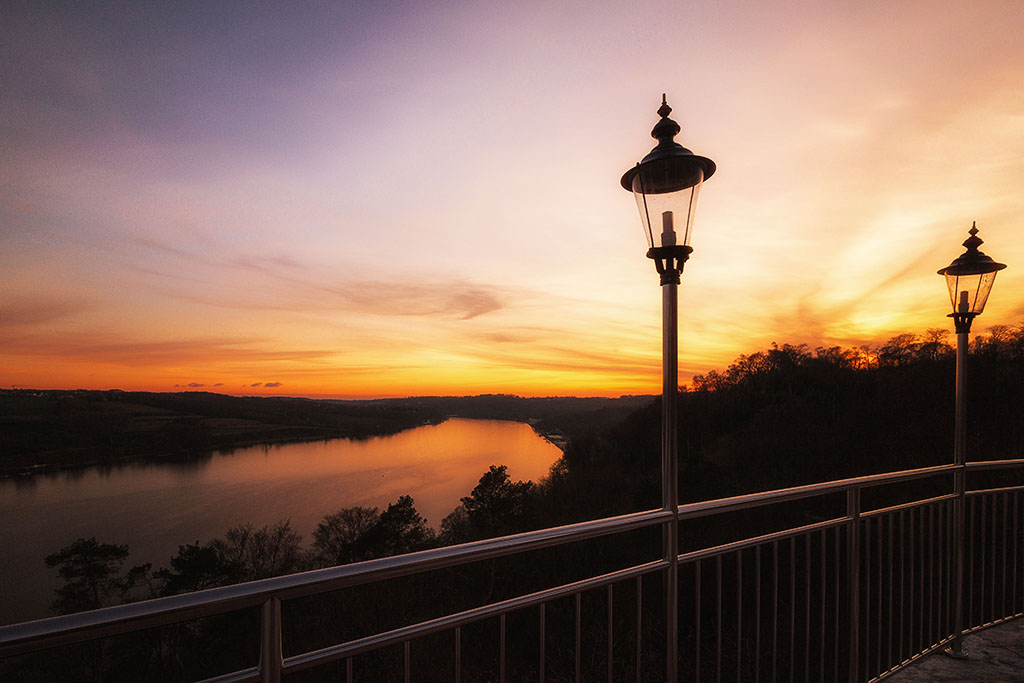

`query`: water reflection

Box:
[0,419,560,625]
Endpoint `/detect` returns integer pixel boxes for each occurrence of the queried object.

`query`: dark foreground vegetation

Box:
[0,391,651,476]
[4,324,1024,681]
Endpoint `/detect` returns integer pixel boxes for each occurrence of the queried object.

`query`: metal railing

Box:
[2,459,1023,681]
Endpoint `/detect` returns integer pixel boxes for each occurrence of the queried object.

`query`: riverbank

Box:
[0,390,444,478]
[1,390,652,478]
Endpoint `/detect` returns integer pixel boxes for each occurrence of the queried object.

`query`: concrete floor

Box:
[885,618,1024,682]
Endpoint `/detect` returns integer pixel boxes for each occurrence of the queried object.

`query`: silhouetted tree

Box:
[44,538,151,615]
[362,496,434,556]
[442,465,535,542]
[155,542,236,596]
[210,521,306,581]
[311,506,380,566]
[877,333,921,366]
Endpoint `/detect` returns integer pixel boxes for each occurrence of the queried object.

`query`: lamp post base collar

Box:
[949,312,976,335]
[648,245,691,285]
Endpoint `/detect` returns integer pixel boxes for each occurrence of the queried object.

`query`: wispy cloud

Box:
[0,332,336,368]
[0,296,91,327]
[125,239,508,320]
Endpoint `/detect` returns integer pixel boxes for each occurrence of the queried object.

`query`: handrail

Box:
[679,516,848,564]
[966,484,1024,497]
[965,458,1024,470]
[0,508,670,658]
[861,493,958,520]
[677,463,957,520]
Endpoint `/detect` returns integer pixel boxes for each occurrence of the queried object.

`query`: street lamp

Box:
[621,94,715,682]
[939,222,1006,659]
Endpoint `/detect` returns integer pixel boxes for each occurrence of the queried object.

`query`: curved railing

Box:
[2,460,1022,681]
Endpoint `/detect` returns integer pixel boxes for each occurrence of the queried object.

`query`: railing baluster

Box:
[575,592,581,683]
[980,495,988,626]
[1002,492,1009,620]
[695,559,701,683]
[717,554,723,683]
[789,538,795,683]
[944,501,950,638]
[1007,493,1015,618]
[404,640,410,683]
[909,506,915,654]
[499,614,506,683]
[864,517,871,678]
[947,499,954,636]
[833,529,839,683]
[847,488,861,683]
[928,503,935,648]
[773,542,779,683]
[877,512,883,676]
[887,513,894,673]
[455,626,462,683]
[259,597,282,683]
[607,584,613,683]
[992,496,999,622]
[538,604,545,683]
[347,657,353,683]
[898,509,905,665]
[737,550,743,683]
[968,495,975,627]
[755,545,761,683]
[943,500,950,639]
[635,577,642,683]
[921,503,927,652]
[818,530,825,683]
[804,534,810,682]
[935,502,942,643]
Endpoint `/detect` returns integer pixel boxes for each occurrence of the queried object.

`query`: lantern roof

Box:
[620,95,716,192]
[937,223,1007,277]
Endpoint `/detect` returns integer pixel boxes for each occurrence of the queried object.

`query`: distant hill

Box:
[0,390,654,476]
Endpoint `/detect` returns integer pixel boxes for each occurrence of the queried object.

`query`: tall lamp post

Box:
[938,222,1006,658]
[621,95,715,682]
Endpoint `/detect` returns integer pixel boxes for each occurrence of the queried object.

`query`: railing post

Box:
[662,278,679,683]
[847,488,861,682]
[260,597,283,683]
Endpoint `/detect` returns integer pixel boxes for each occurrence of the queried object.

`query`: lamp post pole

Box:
[948,308,971,658]
[622,96,715,683]
[937,222,1005,659]
[660,248,681,683]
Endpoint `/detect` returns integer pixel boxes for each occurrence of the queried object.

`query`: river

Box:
[0,418,562,625]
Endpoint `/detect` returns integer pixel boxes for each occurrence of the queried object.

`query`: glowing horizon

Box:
[3,2,1023,399]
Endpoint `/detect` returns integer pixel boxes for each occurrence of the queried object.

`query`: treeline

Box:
[557,324,1024,518]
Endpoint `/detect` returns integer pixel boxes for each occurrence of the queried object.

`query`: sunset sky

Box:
[3,1,1023,398]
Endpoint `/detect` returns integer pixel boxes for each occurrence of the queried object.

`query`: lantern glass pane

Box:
[945,271,998,314]
[631,164,704,249]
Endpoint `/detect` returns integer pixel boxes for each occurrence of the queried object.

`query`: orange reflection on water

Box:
[199,418,561,526]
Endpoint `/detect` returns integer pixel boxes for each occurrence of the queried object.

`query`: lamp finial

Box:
[963,221,983,250]
[652,95,680,141]
[657,94,672,119]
